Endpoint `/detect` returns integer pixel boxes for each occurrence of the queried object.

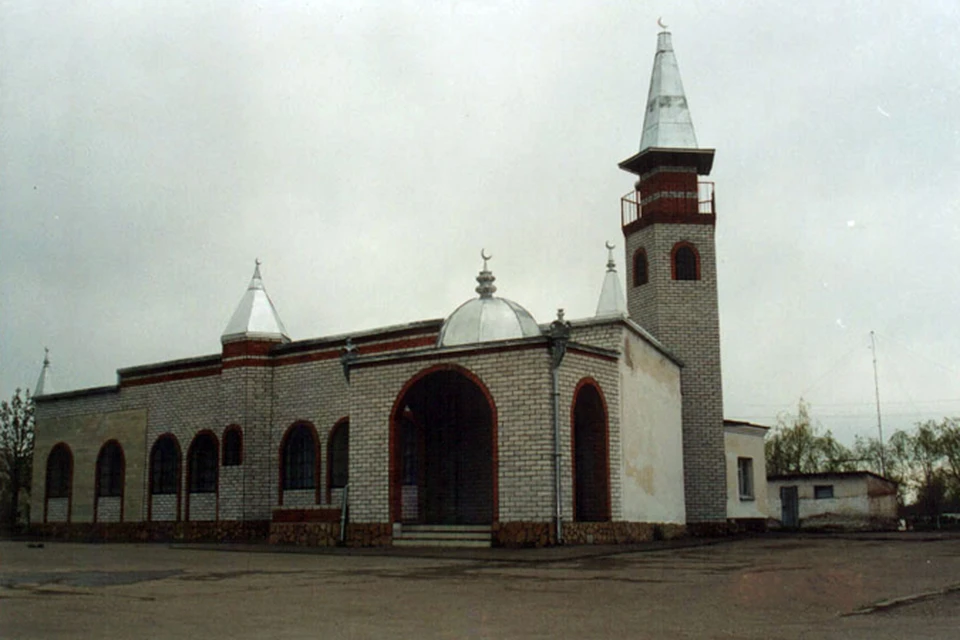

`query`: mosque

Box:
[29,30,768,547]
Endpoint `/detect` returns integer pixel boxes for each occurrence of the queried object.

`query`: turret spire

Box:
[221,260,290,344]
[34,347,52,396]
[639,28,699,151]
[595,242,626,317]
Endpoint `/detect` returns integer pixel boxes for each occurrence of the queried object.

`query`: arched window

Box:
[282,423,317,490]
[188,432,218,493]
[96,441,124,497]
[46,443,72,499]
[222,426,242,466]
[328,420,349,491]
[150,435,180,495]
[633,248,649,286]
[672,243,700,281]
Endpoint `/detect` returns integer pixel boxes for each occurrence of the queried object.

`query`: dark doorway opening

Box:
[393,368,495,525]
[572,381,611,522]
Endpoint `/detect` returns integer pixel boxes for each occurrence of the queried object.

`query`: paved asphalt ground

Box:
[1,533,959,639]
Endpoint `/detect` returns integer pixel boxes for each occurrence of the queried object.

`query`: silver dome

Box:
[438,253,541,347]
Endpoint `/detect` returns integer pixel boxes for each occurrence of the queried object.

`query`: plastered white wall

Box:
[724,427,768,519]
[617,329,686,523]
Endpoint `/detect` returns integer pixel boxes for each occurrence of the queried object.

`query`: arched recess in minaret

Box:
[671,242,700,281]
[632,248,649,286]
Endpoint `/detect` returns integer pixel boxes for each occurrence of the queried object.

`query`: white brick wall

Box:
[151,494,178,521]
[45,497,69,522]
[96,496,122,522]
[188,493,217,521]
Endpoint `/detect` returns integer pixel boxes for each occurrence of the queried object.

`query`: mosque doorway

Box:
[572,380,611,522]
[392,367,495,525]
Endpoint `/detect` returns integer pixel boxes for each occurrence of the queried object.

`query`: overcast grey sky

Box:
[2,1,958,444]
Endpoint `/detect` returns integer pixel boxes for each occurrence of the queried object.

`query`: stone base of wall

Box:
[30,520,270,543]
[785,514,898,532]
[346,523,392,547]
[563,521,686,545]
[494,522,555,547]
[493,521,687,547]
[269,522,340,546]
[686,521,733,537]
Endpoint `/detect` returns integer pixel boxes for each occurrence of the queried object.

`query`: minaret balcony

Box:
[621,181,715,232]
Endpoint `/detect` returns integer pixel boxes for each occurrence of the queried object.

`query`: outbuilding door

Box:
[780,486,799,528]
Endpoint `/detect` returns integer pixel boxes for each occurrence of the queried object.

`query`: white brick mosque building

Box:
[31,30,744,547]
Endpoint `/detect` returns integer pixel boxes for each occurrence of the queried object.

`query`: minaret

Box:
[595,242,627,317]
[619,27,726,525]
[34,347,53,396]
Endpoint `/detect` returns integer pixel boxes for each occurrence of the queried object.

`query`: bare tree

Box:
[0,389,35,532]
[765,398,855,476]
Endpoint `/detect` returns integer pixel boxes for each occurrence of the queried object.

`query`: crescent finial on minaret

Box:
[657,17,668,30]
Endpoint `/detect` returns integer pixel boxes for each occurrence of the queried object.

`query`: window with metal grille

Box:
[737,457,754,500]
[222,427,242,466]
[150,436,180,495]
[328,422,349,489]
[633,248,649,286]
[46,443,72,499]
[283,424,316,490]
[188,433,218,493]
[96,441,124,497]
[673,244,699,281]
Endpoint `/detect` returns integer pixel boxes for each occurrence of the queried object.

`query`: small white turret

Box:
[221,260,290,344]
[595,242,627,317]
[34,347,53,396]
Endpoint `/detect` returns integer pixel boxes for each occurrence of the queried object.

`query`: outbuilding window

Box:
[737,457,754,500]
[814,485,834,499]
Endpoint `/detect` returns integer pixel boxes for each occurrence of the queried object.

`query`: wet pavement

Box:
[1,533,959,639]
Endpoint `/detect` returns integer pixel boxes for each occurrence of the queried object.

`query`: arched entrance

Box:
[392,366,496,525]
[572,380,611,522]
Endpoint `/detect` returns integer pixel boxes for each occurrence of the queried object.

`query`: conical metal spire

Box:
[221,260,290,344]
[595,242,627,317]
[639,29,699,150]
[34,347,52,396]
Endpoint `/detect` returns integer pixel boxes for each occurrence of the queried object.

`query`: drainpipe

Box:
[547,309,571,544]
[338,339,358,545]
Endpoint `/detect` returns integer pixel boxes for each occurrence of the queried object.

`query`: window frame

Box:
[281,423,318,492]
[150,435,181,496]
[327,419,349,493]
[96,440,125,498]
[737,457,754,501]
[814,484,835,500]
[187,432,219,494]
[671,242,701,281]
[633,248,649,287]
[45,443,73,500]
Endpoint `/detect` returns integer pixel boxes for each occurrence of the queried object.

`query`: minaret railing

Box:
[621,181,716,228]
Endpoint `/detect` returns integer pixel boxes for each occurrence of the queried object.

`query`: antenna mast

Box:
[870,331,887,477]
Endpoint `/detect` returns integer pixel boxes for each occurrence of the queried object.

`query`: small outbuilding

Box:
[723,420,769,529]
[768,471,898,531]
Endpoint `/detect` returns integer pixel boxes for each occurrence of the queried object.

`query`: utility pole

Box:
[870,331,887,477]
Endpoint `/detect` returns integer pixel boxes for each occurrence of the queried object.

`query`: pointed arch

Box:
[44,442,73,523]
[570,378,611,522]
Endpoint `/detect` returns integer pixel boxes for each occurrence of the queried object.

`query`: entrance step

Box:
[393,524,492,548]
